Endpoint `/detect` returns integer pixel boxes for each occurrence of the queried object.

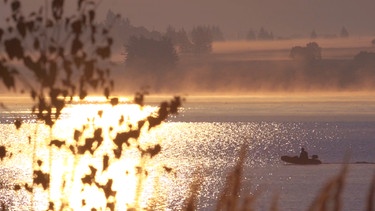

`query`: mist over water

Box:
[108,37,375,95]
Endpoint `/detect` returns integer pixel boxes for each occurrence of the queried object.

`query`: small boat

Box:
[281,155,322,165]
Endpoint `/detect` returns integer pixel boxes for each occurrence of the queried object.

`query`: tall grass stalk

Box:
[366,172,375,211]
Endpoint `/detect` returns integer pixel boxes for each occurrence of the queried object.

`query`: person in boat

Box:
[299,147,308,160]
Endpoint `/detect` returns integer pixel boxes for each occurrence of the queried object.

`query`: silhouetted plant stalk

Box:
[366,172,375,211]
[214,145,265,211]
[215,145,247,211]
[182,168,203,211]
[181,145,271,211]
[308,163,348,211]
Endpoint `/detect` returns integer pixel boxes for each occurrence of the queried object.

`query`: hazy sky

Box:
[3,0,375,39]
[101,0,375,38]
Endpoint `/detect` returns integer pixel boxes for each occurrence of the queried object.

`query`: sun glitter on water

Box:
[60,96,157,126]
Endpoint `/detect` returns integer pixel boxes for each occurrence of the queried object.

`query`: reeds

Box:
[215,145,248,211]
[182,147,374,211]
[183,145,265,211]
[183,169,203,211]
[308,164,348,211]
[366,172,375,211]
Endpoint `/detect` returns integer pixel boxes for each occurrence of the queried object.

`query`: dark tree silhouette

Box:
[290,42,322,62]
[165,26,193,53]
[340,27,349,38]
[125,36,178,71]
[257,27,274,40]
[102,10,162,50]
[353,51,375,67]
[310,30,318,39]
[210,25,225,41]
[190,25,213,54]
[246,29,256,41]
[167,25,222,54]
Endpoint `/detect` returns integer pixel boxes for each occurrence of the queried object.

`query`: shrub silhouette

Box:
[340,26,349,38]
[353,51,375,67]
[290,42,322,63]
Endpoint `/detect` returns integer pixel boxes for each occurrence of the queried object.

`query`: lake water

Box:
[0,95,374,210]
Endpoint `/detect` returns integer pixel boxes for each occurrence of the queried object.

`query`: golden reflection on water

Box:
[54,102,163,210]
[0,100,179,210]
[2,99,251,210]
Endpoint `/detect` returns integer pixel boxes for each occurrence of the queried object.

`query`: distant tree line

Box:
[310,27,350,39]
[102,10,163,51]
[104,10,226,90]
[123,25,221,71]
[164,25,224,54]
[244,26,351,41]
[103,11,224,55]
[246,27,274,41]
[100,11,227,90]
